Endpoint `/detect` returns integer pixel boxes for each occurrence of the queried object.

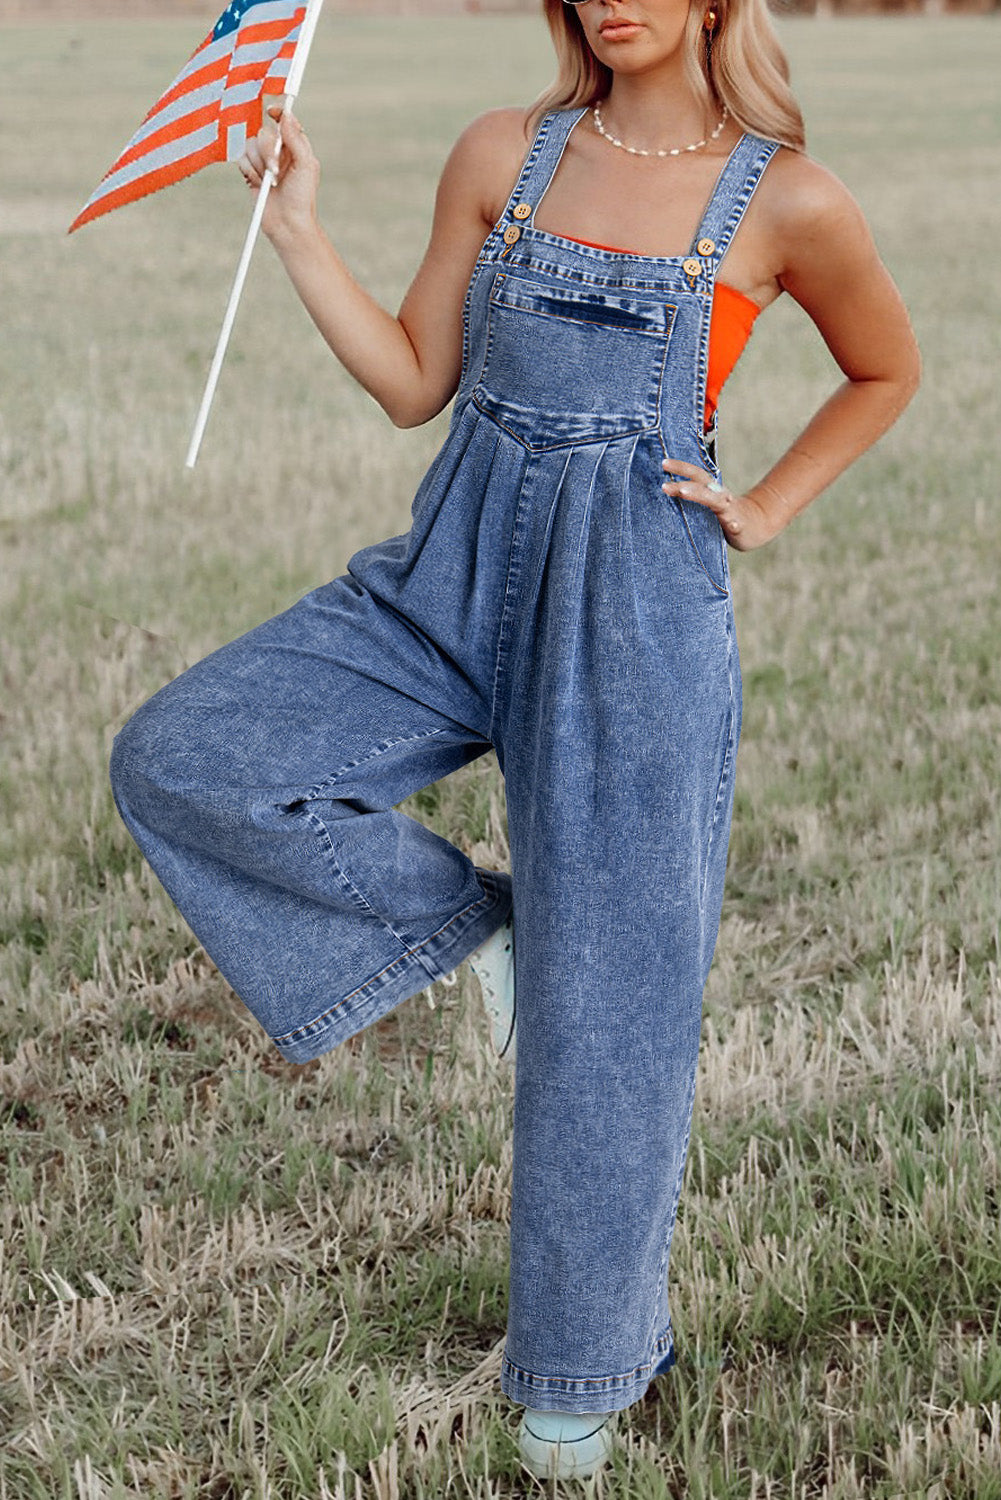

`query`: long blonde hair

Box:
[525,0,805,152]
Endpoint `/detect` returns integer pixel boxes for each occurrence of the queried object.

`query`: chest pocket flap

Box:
[474,271,676,451]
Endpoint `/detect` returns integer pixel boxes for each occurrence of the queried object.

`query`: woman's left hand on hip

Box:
[661,458,775,552]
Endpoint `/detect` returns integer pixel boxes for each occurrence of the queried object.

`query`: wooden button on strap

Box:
[500,224,522,258]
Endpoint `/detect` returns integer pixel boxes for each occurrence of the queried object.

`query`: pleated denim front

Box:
[110,107,780,1412]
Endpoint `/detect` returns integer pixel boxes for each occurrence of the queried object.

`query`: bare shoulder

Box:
[445,106,536,228]
[754,147,872,264]
[453,105,535,163]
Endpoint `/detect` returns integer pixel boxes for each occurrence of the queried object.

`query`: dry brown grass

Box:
[1,13,1000,1498]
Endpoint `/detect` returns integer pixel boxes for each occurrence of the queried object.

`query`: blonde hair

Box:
[525,0,805,152]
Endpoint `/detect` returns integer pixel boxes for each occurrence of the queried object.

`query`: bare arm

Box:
[662,154,922,550]
[240,105,522,428]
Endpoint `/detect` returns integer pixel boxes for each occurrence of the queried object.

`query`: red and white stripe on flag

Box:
[69,0,306,234]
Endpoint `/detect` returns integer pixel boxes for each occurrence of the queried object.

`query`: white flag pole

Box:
[185,0,327,470]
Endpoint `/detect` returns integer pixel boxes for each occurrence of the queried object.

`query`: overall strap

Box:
[689,132,782,263]
[500,106,590,227]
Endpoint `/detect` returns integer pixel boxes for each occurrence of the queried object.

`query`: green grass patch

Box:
[1,12,999,1497]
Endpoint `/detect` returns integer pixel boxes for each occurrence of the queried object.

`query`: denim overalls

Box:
[110,106,780,1414]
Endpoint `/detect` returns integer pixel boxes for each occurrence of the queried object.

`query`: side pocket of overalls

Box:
[665,421,730,598]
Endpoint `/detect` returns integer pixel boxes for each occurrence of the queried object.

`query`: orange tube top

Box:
[559,234,759,429]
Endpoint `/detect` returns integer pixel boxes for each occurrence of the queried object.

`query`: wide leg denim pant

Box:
[110,110,779,1413]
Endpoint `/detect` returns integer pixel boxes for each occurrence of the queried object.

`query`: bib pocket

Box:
[472,271,675,451]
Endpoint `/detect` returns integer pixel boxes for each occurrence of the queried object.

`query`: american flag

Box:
[69,0,306,234]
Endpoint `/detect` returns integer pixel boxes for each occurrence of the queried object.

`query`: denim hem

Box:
[270,867,513,1064]
[499,1324,675,1415]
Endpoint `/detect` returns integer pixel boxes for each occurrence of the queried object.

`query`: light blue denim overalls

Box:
[111,106,780,1414]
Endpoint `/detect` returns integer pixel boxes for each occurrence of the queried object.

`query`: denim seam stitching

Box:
[652,309,673,423]
[644,678,737,1350]
[487,301,668,337]
[694,275,718,471]
[301,802,445,978]
[524,227,696,270]
[656,420,730,597]
[647,1046,701,1354]
[687,133,765,255]
[458,244,490,394]
[691,139,780,462]
[522,105,589,235]
[700,705,737,909]
[474,292,672,452]
[270,879,499,1044]
[295,724,455,804]
[476,283,501,411]
[501,1328,674,1391]
[303,805,395,928]
[495,245,701,293]
[292,726,471,987]
[705,138,782,262]
[488,454,540,741]
[489,274,673,336]
[470,397,660,455]
[645,697,737,1339]
[458,108,561,393]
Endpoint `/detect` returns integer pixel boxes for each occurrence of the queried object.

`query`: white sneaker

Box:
[467,913,516,1062]
[517,1409,616,1480]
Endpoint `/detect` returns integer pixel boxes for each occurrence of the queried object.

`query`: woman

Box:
[110,0,920,1481]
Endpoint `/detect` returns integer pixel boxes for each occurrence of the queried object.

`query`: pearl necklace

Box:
[592,100,729,158]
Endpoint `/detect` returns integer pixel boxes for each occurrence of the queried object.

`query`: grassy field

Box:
[2,13,1000,1498]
